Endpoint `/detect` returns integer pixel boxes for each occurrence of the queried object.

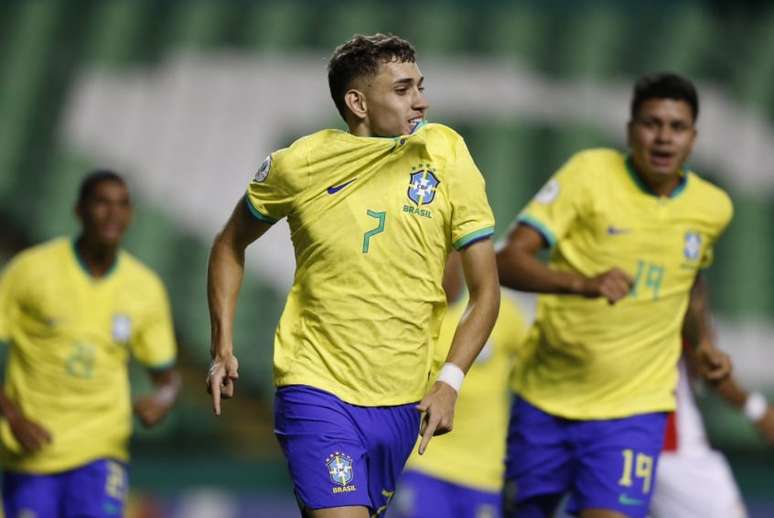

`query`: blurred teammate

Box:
[496,73,733,518]
[206,34,499,518]
[389,252,527,518]
[0,171,180,518]
[651,342,774,518]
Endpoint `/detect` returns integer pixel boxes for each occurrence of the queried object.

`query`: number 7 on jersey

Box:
[362,210,386,253]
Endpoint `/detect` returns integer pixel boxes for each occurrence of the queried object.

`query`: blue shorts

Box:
[504,397,667,518]
[3,458,128,518]
[389,469,500,518]
[274,385,420,515]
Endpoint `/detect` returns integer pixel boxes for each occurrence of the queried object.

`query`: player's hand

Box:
[206,353,239,416]
[696,343,731,384]
[754,406,774,445]
[415,381,458,455]
[133,395,173,428]
[7,412,51,452]
[580,268,633,304]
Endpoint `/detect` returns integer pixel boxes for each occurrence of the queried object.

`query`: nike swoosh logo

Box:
[607,226,631,236]
[618,494,644,506]
[327,178,357,195]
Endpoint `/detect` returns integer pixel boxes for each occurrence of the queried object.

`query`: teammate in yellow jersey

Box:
[389,252,527,518]
[206,34,499,518]
[0,171,180,518]
[496,73,733,518]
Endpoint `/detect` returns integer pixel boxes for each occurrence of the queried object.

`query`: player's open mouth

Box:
[650,149,675,167]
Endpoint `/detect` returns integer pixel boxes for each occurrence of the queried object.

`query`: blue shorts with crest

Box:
[3,458,127,518]
[274,385,420,516]
[503,396,667,518]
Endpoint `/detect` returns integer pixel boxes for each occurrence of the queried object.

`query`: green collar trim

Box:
[624,156,687,199]
[71,238,119,280]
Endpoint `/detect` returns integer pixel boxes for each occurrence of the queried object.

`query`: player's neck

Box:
[631,162,683,198]
[348,121,373,138]
[640,172,681,197]
[75,236,118,278]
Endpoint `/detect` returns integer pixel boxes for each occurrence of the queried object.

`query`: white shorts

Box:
[650,450,747,518]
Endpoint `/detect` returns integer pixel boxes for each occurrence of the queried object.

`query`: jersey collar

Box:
[624,156,688,199]
[71,238,120,280]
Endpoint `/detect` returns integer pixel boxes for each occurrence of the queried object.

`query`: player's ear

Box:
[344,89,367,121]
[625,120,634,148]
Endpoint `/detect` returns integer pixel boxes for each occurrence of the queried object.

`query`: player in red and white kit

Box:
[651,346,774,518]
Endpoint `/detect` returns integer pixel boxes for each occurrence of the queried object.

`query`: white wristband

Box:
[743,392,767,422]
[437,363,465,394]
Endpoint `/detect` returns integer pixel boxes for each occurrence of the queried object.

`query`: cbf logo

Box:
[684,231,702,261]
[112,314,132,344]
[407,165,440,206]
[325,451,355,493]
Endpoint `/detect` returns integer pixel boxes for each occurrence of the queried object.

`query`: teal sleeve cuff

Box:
[145,359,176,374]
[453,226,495,250]
[243,194,278,224]
[516,215,557,248]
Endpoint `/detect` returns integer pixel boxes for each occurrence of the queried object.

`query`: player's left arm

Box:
[683,273,731,383]
[133,367,181,427]
[416,238,499,454]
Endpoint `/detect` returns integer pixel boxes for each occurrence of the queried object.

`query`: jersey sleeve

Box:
[0,257,25,344]
[131,276,176,370]
[516,152,590,248]
[245,142,309,224]
[0,264,12,343]
[699,190,734,269]
[447,135,495,250]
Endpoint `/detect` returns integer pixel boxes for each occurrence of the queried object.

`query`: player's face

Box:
[78,180,133,247]
[628,98,697,180]
[364,60,428,137]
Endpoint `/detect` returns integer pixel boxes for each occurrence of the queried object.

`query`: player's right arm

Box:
[0,261,52,451]
[496,224,632,304]
[0,391,51,452]
[496,152,632,304]
[206,199,271,415]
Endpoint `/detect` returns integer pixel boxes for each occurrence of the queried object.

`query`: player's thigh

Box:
[651,451,747,518]
[503,396,573,514]
[62,459,128,518]
[359,402,421,516]
[2,470,62,518]
[305,505,371,518]
[569,412,667,518]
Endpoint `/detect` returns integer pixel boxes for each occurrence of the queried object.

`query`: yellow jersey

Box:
[514,149,732,419]
[404,293,527,491]
[0,238,176,473]
[246,123,495,406]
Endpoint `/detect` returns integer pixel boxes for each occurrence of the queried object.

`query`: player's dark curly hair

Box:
[77,169,126,206]
[328,33,416,120]
[631,72,699,122]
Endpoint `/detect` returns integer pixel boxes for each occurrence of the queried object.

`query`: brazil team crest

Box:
[326,452,354,487]
[407,166,440,206]
[684,231,702,261]
[111,314,132,343]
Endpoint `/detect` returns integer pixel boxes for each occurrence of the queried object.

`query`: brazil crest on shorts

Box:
[326,452,354,487]
[407,166,439,206]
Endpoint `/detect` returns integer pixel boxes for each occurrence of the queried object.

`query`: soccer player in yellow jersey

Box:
[390,252,527,518]
[496,73,733,518]
[206,34,500,518]
[0,171,179,518]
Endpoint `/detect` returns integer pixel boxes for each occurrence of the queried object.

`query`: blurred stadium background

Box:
[1,0,773,516]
